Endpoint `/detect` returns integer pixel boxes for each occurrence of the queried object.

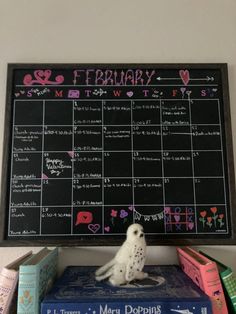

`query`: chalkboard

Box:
[0,63,236,246]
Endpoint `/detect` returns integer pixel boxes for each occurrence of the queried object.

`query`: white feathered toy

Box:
[95,223,148,286]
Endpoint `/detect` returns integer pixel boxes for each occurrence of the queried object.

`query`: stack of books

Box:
[0,247,58,314]
[0,247,235,314]
[41,265,213,314]
[177,247,236,314]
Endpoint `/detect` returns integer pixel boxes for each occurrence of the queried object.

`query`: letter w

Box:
[113,90,122,97]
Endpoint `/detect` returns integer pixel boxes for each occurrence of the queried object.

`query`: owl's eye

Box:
[134,230,138,235]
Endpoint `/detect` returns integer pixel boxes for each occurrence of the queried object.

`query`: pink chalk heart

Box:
[34,70,52,83]
[104,226,110,232]
[174,215,180,222]
[127,91,133,97]
[88,224,100,234]
[188,222,194,230]
[120,210,128,218]
[179,70,190,86]
[42,173,48,179]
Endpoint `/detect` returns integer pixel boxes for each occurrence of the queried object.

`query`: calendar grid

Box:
[39,100,45,235]
[9,97,228,236]
[188,99,197,234]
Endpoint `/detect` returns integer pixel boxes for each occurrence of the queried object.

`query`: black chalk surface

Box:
[0,64,235,245]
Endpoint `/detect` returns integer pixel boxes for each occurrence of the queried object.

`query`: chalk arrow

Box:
[157,77,181,81]
[157,76,214,82]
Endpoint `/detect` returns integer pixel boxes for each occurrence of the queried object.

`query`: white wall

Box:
[0,0,235,273]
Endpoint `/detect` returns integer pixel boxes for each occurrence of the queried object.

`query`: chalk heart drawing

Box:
[88,224,100,234]
[179,70,190,86]
[188,222,194,230]
[126,91,133,97]
[104,226,110,232]
[174,215,180,222]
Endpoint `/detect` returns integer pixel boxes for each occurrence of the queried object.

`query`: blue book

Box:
[17,247,58,314]
[41,265,212,314]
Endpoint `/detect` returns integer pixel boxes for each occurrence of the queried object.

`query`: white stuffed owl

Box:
[95,223,148,286]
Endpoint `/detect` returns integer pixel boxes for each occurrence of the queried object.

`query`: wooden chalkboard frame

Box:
[0,63,236,246]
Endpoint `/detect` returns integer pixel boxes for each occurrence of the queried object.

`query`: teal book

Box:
[200,251,236,313]
[16,247,58,314]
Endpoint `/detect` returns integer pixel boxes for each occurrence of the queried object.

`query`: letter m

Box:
[55,90,63,97]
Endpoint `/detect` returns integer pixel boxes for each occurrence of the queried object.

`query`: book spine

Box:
[17,266,38,314]
[37,249,58,310]
[177,248,228,314]
[221,270,236,312]
[201,263,228,314]
[41,300,212,314]
[0,267,18,314]
[177,248,205,290]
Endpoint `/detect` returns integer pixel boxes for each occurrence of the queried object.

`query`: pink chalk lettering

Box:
[124,69,135,85]
[73,69,157,86]
[114,70,125,85]
[113,90,122,97]
[104,70,114,85]
[146,70,156,85]
[172,89,178,97]
[142,89,149,97]
[135,69,144,85]
[73,70,85,85]
[86,70,94,85]
[95,70,104,85]
[55,90,63,97]
[201,89,207,97]
[85,90,92,97]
